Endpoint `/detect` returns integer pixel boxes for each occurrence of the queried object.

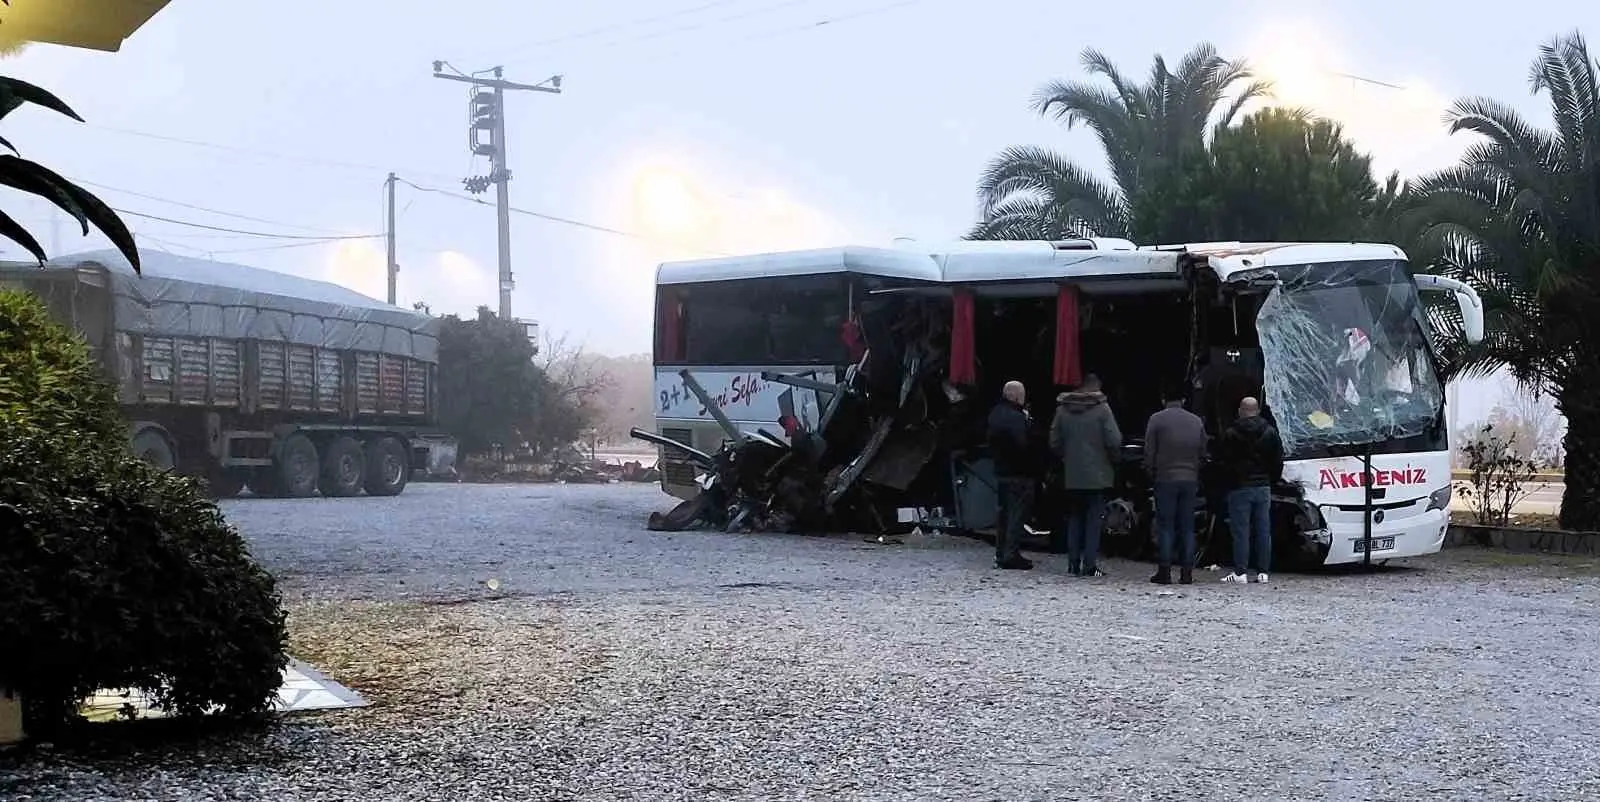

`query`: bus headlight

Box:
[1426,485,1452,512]
[1293,499,1326,531]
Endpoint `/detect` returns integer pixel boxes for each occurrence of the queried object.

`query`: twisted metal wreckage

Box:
[632,296,982,536]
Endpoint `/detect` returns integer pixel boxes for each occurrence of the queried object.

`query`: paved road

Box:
[1452,479,1564,515]
[7,483,1600,801]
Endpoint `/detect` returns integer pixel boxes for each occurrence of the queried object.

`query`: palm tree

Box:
[1406,31,1600,530]
[969,44,1269,242]
[0,75,138,270]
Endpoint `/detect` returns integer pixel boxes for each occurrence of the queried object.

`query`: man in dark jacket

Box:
[1049,373,1122,577]
[1217,396,1284,584]
[1143,385,1208,585]
[987,380,1035,570]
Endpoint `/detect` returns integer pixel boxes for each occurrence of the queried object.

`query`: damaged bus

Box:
[647,239,1484,568]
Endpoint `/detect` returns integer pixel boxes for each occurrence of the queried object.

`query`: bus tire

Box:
[131,428,176,472]
[274,433,321,498]
[364,436,409,497]
[320,436,366,497]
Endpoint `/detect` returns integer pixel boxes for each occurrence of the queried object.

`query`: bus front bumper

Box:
[1314,506,1450,565]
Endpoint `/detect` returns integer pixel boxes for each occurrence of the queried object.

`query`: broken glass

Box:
[1255,260,1446,459]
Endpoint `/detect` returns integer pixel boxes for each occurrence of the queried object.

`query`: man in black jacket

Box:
[987,380,1035,570]
[1217,396,1284,584]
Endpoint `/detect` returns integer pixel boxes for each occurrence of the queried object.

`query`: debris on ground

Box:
[448,450,662,485]
[635,297,965,537]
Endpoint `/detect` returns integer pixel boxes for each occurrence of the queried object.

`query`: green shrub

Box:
[0,289,289,736]
[0,284,125,443]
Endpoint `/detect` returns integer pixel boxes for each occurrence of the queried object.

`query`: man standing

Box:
[1050,374,1121,577]
[1218,396,1284,584]
[1144,386,1208,585]
[987,380,1035,570]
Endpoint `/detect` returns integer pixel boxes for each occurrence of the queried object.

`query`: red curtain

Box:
[840,318,866,363]
[949,288,976,385]
[1053,284,1082,387]
[657,289,684,362]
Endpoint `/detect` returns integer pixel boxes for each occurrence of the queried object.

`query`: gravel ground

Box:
[6,482,1600,801]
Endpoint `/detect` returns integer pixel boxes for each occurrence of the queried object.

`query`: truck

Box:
[0,248,458,498]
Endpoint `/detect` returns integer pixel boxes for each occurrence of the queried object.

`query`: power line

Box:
[136,233,214,259]
[523,0,940,75]
[499,0,746,58]
[114,208,382,241]
[630,0,933,65]
[79,123,459,182]
[393,176,729,255]
[573,0,814,59]
[76,178,345,235]
[206,238,364,256]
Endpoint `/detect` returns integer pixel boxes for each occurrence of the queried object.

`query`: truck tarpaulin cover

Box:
[14,249,439,363]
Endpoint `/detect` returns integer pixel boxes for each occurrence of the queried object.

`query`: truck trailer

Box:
[0,249,457,498]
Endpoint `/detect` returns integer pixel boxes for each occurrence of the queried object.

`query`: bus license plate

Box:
[1351,537,1395,553]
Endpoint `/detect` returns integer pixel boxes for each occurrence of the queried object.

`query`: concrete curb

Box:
[1447,523,1598,556]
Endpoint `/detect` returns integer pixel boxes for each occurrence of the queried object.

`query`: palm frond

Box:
[1527,32,1600,163]
[1028,81,1141,192]
[973,145,1129,236]
[967,195,1094,241]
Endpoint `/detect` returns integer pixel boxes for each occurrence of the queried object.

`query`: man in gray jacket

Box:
[1049,374,1122,577]
[1143,385,1208,585]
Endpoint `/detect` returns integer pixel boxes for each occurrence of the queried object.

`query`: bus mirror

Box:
[1458,292,1485,344]
[1414,273,1485,345]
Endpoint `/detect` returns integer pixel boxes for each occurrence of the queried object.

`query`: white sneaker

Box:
[1255,573,1270,584]
[1221,572,1249,584]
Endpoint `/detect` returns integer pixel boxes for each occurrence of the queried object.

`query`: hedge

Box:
[0,289,289,736]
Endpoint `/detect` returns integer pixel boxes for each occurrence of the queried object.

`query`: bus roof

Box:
[654,240,1411,290]
[654,241,1182,287]
[1146,241,1409,283]
[655,246,943,285]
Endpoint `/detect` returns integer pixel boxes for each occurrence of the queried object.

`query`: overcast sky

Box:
[3,0,1593,421]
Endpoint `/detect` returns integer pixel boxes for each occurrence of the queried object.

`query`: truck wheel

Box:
[131,429,176,472]
[320,436,366,497]
[363,436,409,497]
[274,433,321,498]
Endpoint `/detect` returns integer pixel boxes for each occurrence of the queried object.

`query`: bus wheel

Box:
[274,433,321,498]
[363,436,409,496]
[320,436,366,497]
[132,429,176,472]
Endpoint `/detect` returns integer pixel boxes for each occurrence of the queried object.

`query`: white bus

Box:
[649,239,1484,567]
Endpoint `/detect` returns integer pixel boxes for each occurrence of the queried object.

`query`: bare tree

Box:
[538,333,615,437]
[582,353,655,446]
[1486,386,1564,468]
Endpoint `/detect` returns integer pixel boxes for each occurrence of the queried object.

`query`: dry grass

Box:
[1443,547,1600,575]
[284,599,609,721]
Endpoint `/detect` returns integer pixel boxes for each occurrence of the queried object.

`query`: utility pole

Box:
[431,62,562,321]
[384,172,398,305]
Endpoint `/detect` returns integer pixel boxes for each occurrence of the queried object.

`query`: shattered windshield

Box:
[1255,260,1446,459]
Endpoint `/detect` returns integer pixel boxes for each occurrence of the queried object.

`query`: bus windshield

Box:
[1255,260,1446,460]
